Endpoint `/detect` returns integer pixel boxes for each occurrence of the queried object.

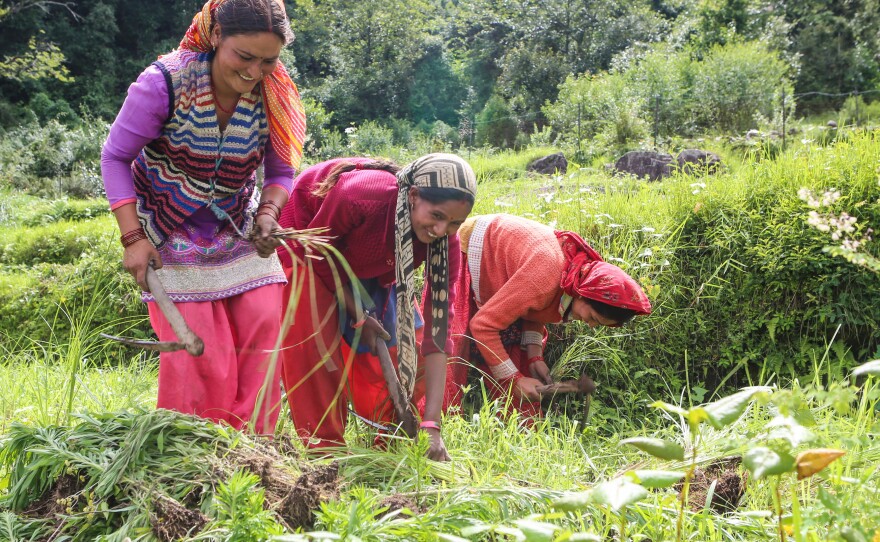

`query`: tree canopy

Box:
[0,0,877,132]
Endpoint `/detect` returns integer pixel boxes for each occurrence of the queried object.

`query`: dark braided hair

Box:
[312,159,401,197]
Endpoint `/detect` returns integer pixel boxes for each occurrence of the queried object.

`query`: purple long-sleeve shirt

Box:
[101,64,294,235]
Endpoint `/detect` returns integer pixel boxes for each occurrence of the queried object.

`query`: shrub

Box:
[690,41,792,133]
[475,95,518,149]
[545,40,794,153]
[348,120,395,155]
[0,118,108,198]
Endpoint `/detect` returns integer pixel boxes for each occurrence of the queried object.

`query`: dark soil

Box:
[278,463,340,529]
[23,473,83,519]
[677,457,746,514]
[151,494,210,542]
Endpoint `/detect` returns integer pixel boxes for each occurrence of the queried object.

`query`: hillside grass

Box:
[1,131,879,540]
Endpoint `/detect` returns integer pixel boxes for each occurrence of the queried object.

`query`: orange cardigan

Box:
[466,214,566,367]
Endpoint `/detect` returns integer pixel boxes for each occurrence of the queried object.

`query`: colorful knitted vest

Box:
[132,49,268,247]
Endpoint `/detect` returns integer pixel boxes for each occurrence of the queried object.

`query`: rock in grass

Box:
[611,151,673,181]
[527,152,568,175]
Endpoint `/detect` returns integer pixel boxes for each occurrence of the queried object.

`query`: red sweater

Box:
[278,158,460,355]
[469,214,566,366]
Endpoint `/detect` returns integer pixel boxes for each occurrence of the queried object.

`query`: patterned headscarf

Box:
[555,231,652,315]
[395,154,477,396]
[180,0,306,169]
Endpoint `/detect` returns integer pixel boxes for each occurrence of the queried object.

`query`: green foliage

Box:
[208,471,285,540]
[0,118,107,198]
[690,41,793,132]
[348,120,395,156]
[546,40,793,154]
[0,201,147,359]
[0,32,72,83]
[475,95,518,149]
[0,410,299,540]
[301,97,338,159]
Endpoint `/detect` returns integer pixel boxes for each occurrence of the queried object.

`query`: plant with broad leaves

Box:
[621,386,772,542]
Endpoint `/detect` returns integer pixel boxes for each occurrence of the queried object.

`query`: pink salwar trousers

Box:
[148,284,283,434]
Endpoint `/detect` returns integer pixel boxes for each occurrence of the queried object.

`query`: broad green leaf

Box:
[702,387,771,429]
[766,415,815,447]
[743,447,795,480]
[552,491,592,512]
[852,359,880,377]
[513,519,559,542]
[625,469,686,489]
[840,526,868,542]
[649,400,689,417]
[795,448,845,480]
[620,437,685,460]
[590,477,649,512]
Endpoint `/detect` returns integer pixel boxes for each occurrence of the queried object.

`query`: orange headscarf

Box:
[555,230,652,315]
[180,0,306,170]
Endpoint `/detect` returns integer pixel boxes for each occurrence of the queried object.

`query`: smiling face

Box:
[568,298,622,328]
[408,187,473,244]
[210,26,283,98]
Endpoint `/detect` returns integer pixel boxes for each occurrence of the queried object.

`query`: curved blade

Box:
[99,333,187,352]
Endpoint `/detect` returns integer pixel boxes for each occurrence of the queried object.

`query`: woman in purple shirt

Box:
[101,0,306,434]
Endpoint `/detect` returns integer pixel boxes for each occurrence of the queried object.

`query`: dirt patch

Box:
[278,463,340,529]
[678,457,746,514]
[22,473,83,519]
[151,494,209,542]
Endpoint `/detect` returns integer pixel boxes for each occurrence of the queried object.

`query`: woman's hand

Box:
[528,359,553,385]
[424,427,451,461]
[512,375,543,402]
[253,214,282,257]
[359,315,391,354]
[123,239,162,291]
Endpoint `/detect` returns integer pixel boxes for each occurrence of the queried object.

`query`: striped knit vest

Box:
[132,49,268,247]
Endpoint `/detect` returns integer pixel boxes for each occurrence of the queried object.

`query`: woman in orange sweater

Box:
[443,213,652,418]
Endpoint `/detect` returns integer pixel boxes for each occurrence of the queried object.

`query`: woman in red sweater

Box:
[443,213,652,419]
[277,154,476,460]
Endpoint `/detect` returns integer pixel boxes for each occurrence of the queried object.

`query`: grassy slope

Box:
[1,135,879,540]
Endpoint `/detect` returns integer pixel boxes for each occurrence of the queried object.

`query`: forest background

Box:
[2,0,880,150]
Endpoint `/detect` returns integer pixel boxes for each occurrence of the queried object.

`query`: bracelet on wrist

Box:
[419,420,441,431]
[526,355,545,366]
[255,209,278,221]
[257,200,282,218]
[351,309,375,329]
[120,227,148,248]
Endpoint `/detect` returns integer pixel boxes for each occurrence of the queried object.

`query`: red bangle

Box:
[526,355,545,366]
[120,228,147,248]
[255,209,278,221]
[419,421,441,431]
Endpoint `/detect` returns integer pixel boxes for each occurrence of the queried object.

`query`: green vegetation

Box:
[1,125,879,539]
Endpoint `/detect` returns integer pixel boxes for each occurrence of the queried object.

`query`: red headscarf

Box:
[555,230,652,315]
[179,0,306,170]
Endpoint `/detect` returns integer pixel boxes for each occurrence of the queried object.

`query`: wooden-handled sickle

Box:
[102,264,205,356]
